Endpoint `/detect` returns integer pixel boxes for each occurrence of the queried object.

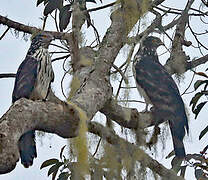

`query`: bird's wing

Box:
[135,56,184,117]
[135,56,189,157]
[12,56,38,103]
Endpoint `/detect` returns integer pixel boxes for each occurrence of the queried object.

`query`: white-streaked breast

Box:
[30,48,54,100]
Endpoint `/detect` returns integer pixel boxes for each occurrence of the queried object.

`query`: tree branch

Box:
[186,54,208,70]
[164,0,194,74]
[0,15,72,41]
[100,99,154,129]
[0,96,183,179]
[0,98,80,174]
[88,121,184,180]
[0,73,16,79]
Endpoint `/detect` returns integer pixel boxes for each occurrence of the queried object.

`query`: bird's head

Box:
[142,36,163,49]
[31,32,54,48]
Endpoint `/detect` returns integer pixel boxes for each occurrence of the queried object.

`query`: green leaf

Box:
[44,0,63,16]
[57,172,70,180]
[59,5,72,32]
[195,169,204,179]
[44,0,49,5]
[60,145,66,160]
[201,90,208,95]
[40,158,59,169]
[48,162,64,177]
[52,168,59,180]
[86,0,97,3]
[190,92,204,110]
[194,80,208,91]
[199,125,208,140]
[36,0,46,6]
[202,144,208,154]
[193,101,207,119]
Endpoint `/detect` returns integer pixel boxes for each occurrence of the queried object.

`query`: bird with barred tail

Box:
[132,36,189,158]
[12,32,54,167]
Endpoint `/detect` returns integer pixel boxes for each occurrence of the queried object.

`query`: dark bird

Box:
[12,32,54,167]
[132,36,189,158]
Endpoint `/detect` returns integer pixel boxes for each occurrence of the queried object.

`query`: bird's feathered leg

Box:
[18,131,37,168]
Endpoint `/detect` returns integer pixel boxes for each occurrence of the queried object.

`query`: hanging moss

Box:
[101,143,123,179]
[115,0,150,34]
[79,54,93,67]
[68,102,89,177]
[68,76,81,100]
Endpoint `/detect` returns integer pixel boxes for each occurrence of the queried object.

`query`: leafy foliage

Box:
[36,0,102,31]
[186,153,208,180]
[59,5,72,32]
[199,125,208,140]
[41,145,70,180]
[190,72,208,119]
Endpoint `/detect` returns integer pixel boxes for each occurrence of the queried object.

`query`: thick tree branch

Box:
[88,122,184,180]
[0,15,72,41]
[0,97,183,179]
[0,15,37,34]
[0,98,80,174]
[100,99,153,129]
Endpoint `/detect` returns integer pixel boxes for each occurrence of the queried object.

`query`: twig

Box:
[61,71,68,99]
[88,2,116,13]
[50,43,70,51]
[115,42,137,100]
[92,138,102,157]
[50,51,69,54]
[0,73,16,79]
[42,16,47,30]
[186,54,208,70]
[0,27,10,40]
[50,10,59,32]
[52,54,70,62]
[112,64,128,84]
[181,72,195,96]
[188,22,208,51]
[0,15,73,41]
[120,86,137,89]
[90,21,101,45]
[118,100,146,104]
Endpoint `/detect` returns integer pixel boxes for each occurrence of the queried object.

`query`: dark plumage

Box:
[133,36,189,158]
[12,32,54,167]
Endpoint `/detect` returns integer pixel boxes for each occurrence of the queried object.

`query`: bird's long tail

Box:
[18,130,37,168]
[169,117,187,158]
